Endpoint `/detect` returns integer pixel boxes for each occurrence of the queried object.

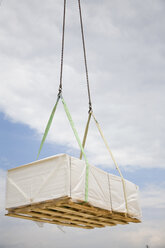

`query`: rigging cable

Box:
[78,0,92,112]
[58,0,66,96]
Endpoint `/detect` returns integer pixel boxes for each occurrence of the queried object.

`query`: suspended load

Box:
[5,0,142,229]
[6,154,141,229]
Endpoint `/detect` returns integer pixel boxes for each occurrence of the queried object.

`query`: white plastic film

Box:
[6,154,141,220]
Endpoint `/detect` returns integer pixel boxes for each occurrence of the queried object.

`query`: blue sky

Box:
[0,0,165,247]
[0,112,65,168]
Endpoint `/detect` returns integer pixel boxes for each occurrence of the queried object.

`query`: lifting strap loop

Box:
[61,97,89,202]
[80,110,129,212]
[37,96,90,202]
[91,112,128,213]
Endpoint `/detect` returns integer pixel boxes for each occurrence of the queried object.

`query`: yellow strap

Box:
[91,112,128,214]
[80,112,92,159]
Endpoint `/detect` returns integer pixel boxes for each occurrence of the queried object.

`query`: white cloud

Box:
[0,0,165,170]
[141,183,165,209]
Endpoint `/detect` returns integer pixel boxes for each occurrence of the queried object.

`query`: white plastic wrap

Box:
[6,154,141,219]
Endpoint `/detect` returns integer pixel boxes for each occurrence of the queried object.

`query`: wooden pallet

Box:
[6,197,141,229]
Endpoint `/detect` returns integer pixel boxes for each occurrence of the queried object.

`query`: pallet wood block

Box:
[6,154,141,229]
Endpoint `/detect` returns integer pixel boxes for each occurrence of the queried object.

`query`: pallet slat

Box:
[6,213,93,229]
[48,206,127,225]
[6,197,140,229]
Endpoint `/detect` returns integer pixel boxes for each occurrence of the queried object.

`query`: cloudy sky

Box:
[0,0,165,247]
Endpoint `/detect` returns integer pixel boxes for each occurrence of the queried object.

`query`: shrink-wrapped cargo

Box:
[6,154,141,229]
